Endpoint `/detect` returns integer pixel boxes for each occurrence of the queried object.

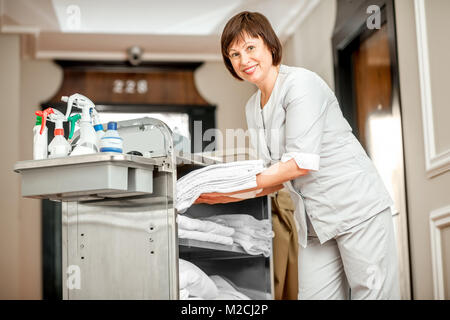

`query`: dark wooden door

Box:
[352,24,392,150]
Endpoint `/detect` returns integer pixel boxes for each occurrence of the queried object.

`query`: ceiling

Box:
[0,0,320,61]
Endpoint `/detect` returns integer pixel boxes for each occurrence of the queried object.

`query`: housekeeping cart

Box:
[14,117,273,299]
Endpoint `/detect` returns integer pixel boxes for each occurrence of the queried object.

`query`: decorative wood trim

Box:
[48,61,211,105]
[414,0,450,178]
[429,205,450,300]
[35,50,222,62]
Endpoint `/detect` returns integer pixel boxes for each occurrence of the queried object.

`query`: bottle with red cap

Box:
[33,107,54,160]
[47,109,71,158]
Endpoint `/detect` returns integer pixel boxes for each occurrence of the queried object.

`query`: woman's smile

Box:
[243,64,258,75]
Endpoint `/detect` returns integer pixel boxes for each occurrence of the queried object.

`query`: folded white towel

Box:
[203,214,273,257]
[176,160,265,212]
[177,215,234,236]
[205,214,271,232]
[234,226,274,239]
[233,231,272,247]
[178,229,234,246]
[179,259,218,299]
[233,232,272,257]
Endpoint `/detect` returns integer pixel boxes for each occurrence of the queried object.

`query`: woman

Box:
[195,11,400,300]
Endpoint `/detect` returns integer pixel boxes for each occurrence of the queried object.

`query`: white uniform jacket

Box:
[246,65,393,248]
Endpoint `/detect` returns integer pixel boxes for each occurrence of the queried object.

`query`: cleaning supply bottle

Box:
[33,107,54,160]
[33,116,48,160]
[91,108,105,146]
[67,113,81,140]
[35,107,54,135]
[100,122,123,153]
[62,94,99,155]
[47,110,71,158]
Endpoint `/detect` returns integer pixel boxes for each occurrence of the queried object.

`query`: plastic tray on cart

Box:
[13,153,163,201]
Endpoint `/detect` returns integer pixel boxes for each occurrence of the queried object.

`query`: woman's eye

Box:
[248,46,255,50]
[230,52,239,58]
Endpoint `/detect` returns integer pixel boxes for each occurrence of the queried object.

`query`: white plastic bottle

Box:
[100,122,123,153]
[33,116,48,160]
[62,94,99,155]
[70,119,98,155]
[48,118,71,158]
[92,109,105,147]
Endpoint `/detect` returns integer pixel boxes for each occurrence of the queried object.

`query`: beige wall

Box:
[194,61,256,151]
[395,0,450,299]
[283,0,336,89]
[0,34,62,299]
[425,0,450,155]
[0,34,21,300]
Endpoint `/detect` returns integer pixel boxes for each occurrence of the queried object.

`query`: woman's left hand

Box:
[194,193,243,205]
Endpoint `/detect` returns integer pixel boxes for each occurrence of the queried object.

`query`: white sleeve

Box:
[280,73,330,171]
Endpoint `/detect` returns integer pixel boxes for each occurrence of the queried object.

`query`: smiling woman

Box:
[196,10,402,300]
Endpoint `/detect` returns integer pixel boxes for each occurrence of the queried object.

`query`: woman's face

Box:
[228,33,274,86]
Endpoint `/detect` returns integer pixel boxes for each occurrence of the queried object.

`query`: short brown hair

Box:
[221,11,282,81]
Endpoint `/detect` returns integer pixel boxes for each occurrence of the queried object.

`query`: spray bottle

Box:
[67,113,81,140]
[33,107,54,160]
[91,108,105,146]
[61,94,99,156]
[47,109,71,158]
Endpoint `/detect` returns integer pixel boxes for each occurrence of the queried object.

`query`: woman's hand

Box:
[193,184,284,205]
[194,193,244,205]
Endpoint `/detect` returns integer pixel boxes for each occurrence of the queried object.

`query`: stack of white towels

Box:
[205,214,274,258]
[177,214,273,257]
[179,259,251,300]
[176,160,265,213]
[177,215,234,246]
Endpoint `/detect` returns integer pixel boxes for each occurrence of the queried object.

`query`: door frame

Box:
[332,0,412,299]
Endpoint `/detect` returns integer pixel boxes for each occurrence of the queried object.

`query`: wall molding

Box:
[429,205,450,300]
[414,0,450,178]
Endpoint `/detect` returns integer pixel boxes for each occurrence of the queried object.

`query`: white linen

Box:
[204,214,273,257]
[232,231,271,257]
[178,259,218,299]
[178,229,234,246]
[177,214,234,236]
[210,275,251,300]
[205,214,271,231]
[179,288,190,300]
[176,160,265,213]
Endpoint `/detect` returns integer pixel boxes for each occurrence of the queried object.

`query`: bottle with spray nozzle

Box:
[33,107,54,160]
[61,94,99,156]
[47,109,71,158]
[68,113,81,141]
[91,108,105,146]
